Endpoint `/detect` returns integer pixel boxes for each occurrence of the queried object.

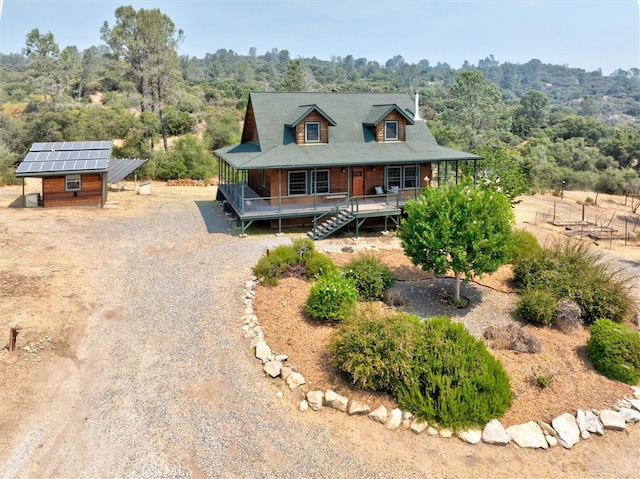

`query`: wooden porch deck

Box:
[218,183,403,236]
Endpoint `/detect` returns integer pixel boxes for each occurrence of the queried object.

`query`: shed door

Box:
[351,168,364,197]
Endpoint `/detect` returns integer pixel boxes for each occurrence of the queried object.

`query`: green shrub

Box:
[252,244,300,285]
[343,253,395,301]
[291,238,315,260]
[252,239,338,285]
[516,288,558,326]
[513,238,634,324]
[305,253,339,280]
[509,229,541,265]
[587,319,640,384]
[397,316,513,429]
[329,312,422,391]
[531,369,556,389]
[306,274,358,321]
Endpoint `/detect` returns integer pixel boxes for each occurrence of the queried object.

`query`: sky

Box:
[0,0,638,75]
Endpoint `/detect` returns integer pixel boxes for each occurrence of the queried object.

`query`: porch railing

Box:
[219,182,402,216]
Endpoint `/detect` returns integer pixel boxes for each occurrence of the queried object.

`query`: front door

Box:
[351,168,364,197]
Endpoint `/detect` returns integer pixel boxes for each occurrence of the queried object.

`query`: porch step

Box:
[308,208,356,240]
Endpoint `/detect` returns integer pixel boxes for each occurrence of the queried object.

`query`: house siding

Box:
[295,112,330,144]
[374,111,407,142]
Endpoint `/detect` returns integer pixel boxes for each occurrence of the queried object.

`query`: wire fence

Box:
[534,200,640,247]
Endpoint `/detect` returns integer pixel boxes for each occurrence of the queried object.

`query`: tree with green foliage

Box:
[204,111,241,151]
[511,89,548,137]
[471,146,529,203]
[398,183,514,302]
[101,6,184,150]
[440,70,504,150]
[23,29,61,101]
[153,134,215,181]
[0,139,18,185]
[277,59,306,92]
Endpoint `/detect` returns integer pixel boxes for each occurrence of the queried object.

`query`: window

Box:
[305,122,320,143]
[288,171,307,195]
[312,170,330,194]
[386,166,401,190]
[65,174,81,192]
[384,121,398,141]
[403,165,418,188]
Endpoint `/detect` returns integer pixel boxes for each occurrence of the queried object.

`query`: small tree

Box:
[398,183,514,302]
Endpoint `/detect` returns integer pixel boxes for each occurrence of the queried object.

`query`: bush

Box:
[252,244,300,285]
[306,274,358,321]
[513,238,634,324]
[509,229,541,265]
[587,319,640,384]
[397,316,513,429]
[252,240,338,285]
[343,253,394,301]
[329,312,422,391]
[516,289,558,326]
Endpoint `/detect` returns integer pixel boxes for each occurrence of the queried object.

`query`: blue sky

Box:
[1,0,638,75]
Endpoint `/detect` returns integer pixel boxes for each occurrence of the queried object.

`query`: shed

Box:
[15,141,146,207]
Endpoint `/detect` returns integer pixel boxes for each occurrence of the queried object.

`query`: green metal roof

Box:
[216,92,480,170]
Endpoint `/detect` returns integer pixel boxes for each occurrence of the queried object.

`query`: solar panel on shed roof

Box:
[29,141,112,152]
[16,141,113,177]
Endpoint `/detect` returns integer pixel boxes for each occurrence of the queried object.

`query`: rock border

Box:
[241,278,640,449]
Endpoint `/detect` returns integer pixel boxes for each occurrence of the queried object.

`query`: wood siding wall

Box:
[256,163,432,205]
[295,112,329,144]
[267,166,347,203]
[42,174,103,207]
[241,101,258,143]
[374,111,406,142]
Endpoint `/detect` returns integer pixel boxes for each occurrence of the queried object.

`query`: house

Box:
[214,92,480,238]
[15,141,146,207]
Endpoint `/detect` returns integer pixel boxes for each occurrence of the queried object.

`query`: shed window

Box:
[288,171,307,195]
[305,122,320,143]
[312,170,330,194]
[384,121,399,141]
[65,174,81,191]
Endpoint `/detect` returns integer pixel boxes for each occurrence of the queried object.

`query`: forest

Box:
[1,6,639,198]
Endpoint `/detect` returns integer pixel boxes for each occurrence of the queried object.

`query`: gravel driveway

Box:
[1,186,638,479]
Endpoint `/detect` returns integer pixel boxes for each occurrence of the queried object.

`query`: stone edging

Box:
[241,278,640,449]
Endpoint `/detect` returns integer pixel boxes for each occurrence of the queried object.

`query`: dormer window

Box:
[384,121,399,141]
[305,122,320,143]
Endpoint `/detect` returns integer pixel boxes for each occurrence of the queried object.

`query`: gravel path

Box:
[2,187,638,479]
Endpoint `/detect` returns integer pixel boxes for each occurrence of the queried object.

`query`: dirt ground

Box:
[253,189,640,425]
[1,182,639,476]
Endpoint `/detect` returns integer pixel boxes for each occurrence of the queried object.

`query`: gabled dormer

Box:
[285,104,337,145]
[363,104,415,142]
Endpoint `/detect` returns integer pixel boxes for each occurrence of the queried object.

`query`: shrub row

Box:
[330,313,513,429]
[513,238,635,325]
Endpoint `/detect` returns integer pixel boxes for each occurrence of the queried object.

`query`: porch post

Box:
[313,167,317,210]
[241,169,245,213]
[278,169,282,212]
[455,161,459,185]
